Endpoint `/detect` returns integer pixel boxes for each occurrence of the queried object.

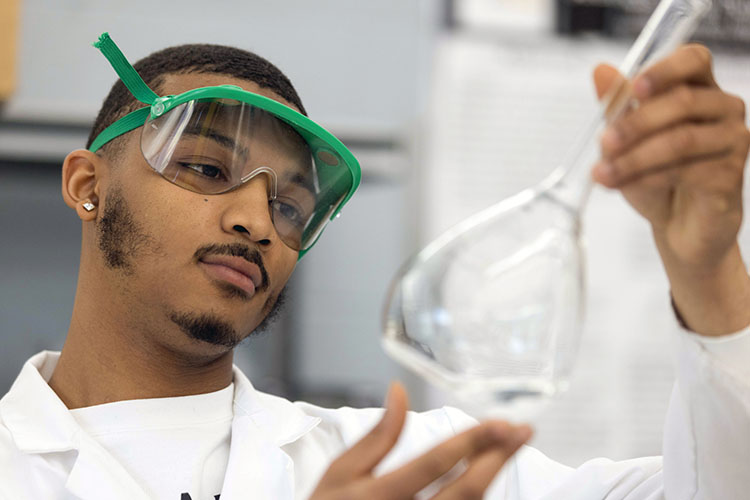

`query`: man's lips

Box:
[198,255,263,296]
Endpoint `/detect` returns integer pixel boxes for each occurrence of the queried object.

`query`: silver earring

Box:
[82,201,96,212]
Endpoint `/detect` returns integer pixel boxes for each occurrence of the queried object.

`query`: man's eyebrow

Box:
[183,128,316,193]
[284,170,316,195]
[183,130,249,160]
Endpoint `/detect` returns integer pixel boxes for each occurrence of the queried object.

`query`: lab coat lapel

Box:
[65,435,150,500]
[219,367,321,500]
[219,414,295,500]
[1,351,149,500]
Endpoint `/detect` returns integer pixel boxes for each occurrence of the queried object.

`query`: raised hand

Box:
[592,45,750,335]
[309,383,532,499]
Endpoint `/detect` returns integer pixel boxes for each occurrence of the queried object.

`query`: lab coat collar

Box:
[0,352,153,499]
[0,351,322,500]
[0,351,320,453]
[0,351,79,453]
[231,363,321,447]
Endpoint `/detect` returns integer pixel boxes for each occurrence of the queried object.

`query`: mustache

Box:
[194,243,270,291]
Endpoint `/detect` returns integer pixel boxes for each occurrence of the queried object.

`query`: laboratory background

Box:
[1,0,749,467]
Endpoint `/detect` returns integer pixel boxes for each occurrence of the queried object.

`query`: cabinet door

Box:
[0,0,19,100]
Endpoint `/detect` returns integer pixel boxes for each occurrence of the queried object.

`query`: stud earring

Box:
[82,201,96,212]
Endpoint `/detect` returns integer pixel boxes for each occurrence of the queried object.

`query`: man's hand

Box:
[309,383,532,499]
[592,44,750,336]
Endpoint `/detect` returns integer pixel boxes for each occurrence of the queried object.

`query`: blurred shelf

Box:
[0,117,410,182]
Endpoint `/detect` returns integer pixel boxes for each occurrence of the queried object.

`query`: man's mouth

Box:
[198,255,263,297]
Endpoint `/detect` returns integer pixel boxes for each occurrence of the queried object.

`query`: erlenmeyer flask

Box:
[383,0,713,418]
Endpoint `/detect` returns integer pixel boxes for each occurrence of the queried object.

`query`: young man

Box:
[1,34,749,499]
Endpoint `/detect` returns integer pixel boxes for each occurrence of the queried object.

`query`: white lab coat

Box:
[1,324,749,499]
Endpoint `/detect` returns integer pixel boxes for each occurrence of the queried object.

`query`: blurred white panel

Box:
[457,0,554,32]
[423,34,624,240]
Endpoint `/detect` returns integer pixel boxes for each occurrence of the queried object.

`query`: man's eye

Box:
[179,162,225,179]
[273,200,305,225]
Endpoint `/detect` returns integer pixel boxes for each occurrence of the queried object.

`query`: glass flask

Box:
[382,0,713,418]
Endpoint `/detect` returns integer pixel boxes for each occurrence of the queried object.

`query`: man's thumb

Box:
[593,63,623,100]
[319,382,409,484]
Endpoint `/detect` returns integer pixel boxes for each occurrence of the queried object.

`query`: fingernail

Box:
[514,424,533,444]
[384,383,395,410]
[634,76,652,98]
[597,161,617,183]
[385,381,405,412]
[601,127,621,151]
[486,422,510,442]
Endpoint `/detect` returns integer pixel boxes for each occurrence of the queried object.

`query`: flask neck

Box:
[547,163,594,213]
[544,113,600,213]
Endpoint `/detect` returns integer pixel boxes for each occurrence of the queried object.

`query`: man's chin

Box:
[169,311,242,349]
[167,286,287,350]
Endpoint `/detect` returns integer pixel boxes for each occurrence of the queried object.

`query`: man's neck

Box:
[49,284,234,409]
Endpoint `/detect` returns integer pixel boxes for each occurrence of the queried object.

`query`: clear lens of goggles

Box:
[141,98,352,251]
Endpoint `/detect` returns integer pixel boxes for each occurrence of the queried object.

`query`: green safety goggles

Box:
[89,33,361,257]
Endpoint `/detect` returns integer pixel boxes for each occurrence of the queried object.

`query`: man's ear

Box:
[62,149,106,222]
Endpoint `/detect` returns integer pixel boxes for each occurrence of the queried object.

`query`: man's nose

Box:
[219,171,277,247]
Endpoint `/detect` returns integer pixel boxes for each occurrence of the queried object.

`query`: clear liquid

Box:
[383,336,563,420]
[382,192,582,421]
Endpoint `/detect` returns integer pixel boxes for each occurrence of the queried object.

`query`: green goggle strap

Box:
[93,33,159,106]
[89,107,150,153]
[89,33,160,154]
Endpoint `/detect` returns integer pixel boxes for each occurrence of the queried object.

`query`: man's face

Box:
[92,73,301,356]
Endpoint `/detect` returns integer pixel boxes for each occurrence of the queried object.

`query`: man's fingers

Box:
[632,44,717,100]
[619,155,744,200]
[371,421,532,498]
[594,120,739,187]
[319,382,408,486]
[431,429,532,500]
[597,155,745,234]
[601,86,746,158]
[314,412,532,500]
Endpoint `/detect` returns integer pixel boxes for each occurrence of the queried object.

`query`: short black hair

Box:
[86,43,307,155]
